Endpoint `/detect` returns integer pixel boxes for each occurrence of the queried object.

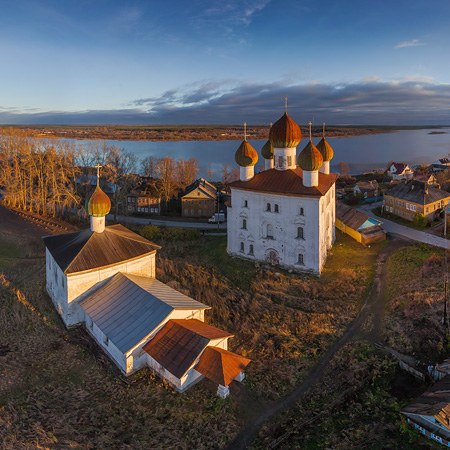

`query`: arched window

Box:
[249,244,254,255]
[298,254,304,265]
[300,207,304,216]
[244,200,248,208]
[297,226,304,239]
[267,224,274,239]
[240,242,245,252]
[266,203,271,212]
[274,204,279,213]
[242,218,247,230]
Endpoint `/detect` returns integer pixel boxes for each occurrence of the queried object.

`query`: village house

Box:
[353,180,379,199]
[383,180,450,222]
[387,162,413,181]
[42,169,250,398]
[127,185,161,215]
[413,170,439,186]
[227,115,337,275]
[402,376,450,447]
[431,158,450,172]
[335,201,385,244]
[181,178,218,218]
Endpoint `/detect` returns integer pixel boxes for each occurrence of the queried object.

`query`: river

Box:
[70,128,450,176]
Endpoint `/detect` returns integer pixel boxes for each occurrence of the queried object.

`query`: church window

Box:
[266,224,274,239]
[297,226,304,239]
[243,199,248,208]
[278,156,283,167]
[287,156,292,166]
[240,242,245,252]
[298,254,304,265]
[103,334,109,346]
[249,244,254,255]
[266,203,271,212]
[300,207,304,216]
[274,204,279,213]
[242,218,247,230]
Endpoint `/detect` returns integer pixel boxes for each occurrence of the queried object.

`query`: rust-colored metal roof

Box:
[235,140,258,167]
[269,112,302,148]
[230,168,337,197]
[143,319,232,379]
[316,137,334,162]
[261,139,273,159]
[336,201,379,230]
[43,224,160,274]
[195,347,251,387]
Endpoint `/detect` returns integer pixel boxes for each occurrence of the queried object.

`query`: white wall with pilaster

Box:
[227,186,335,275]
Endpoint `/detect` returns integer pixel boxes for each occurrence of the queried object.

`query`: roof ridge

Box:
[64,230,95,273]
[106,226,161,249]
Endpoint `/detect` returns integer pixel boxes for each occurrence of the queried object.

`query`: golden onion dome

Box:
[87,184,111,217]
[261,139,273,159]
[298,140,323,171]
[235,140,258,167]
[269,112,302,148]
[316,137,334,162]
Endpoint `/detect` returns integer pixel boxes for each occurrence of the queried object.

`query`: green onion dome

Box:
[316,137,334,162]
[261,139,273,159]
[235,140,258,167]
[269,112,302,148]
[87,185,111,217]
[298,140,323,171]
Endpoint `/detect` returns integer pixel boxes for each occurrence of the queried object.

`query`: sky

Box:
[1,0,450,125]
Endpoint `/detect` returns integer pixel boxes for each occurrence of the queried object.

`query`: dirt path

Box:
[225,237,411,450]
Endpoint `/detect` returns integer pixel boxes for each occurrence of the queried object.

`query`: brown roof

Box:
[43,224,160,274]
[356,180,378,192]
[336,201,381,230]
[195,347,251,386]
[402,375,450,430]
[390,162,409,174]
[230,168,337,197]
[143,319,232,379]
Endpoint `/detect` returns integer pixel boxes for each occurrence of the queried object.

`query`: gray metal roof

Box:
[80,273,209,353]
[385,180,450,205]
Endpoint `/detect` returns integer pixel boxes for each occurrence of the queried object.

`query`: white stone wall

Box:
[46,249,69,322]
[227,186,335,275]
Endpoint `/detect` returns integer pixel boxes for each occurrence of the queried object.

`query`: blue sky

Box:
[1,0,450,124]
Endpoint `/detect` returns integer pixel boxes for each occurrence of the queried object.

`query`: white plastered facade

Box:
[227,185,335,275]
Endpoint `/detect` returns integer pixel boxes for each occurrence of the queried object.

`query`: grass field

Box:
[0,220,392,449]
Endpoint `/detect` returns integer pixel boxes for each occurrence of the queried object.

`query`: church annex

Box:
[227,112,337,275]
[43,170,250,398]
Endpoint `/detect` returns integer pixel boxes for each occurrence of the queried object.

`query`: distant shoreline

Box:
[0,124,448,142]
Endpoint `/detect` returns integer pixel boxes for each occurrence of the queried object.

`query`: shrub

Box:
[140,225,200,242]
[412,213,428,229]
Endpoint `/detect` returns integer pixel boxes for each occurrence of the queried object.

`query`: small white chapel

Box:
[43,168,250,398]
[227,110,337,275]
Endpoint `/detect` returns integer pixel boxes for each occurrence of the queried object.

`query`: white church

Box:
[227,112,337,275]
[43,172,250,398]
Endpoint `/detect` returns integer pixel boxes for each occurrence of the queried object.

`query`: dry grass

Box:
[0,225,383,449]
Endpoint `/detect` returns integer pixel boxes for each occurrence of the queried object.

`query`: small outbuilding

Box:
[336,201,386,244]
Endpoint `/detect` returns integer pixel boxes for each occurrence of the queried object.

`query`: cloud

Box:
[2,79,450,125]
[395,39,425,49]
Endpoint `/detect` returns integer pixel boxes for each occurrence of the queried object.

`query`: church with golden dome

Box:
[42,168,250,398]
[227,111,337,275]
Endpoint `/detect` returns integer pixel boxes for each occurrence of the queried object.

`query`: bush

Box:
[140,225,200,242]
[412,213,428,229]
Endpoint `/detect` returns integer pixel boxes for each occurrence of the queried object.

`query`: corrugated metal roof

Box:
[80,273,209,353]
[230,168,337,197]
[43,224,160,274]
[143,319,232,379]
[195,347,251,386]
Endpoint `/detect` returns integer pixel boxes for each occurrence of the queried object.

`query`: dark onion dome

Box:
[261,139,273,159]
[87,185,111,217]
[298,140,323,171]
[269,112,302,148]
[316,137,334,162]
[235,140,258,167]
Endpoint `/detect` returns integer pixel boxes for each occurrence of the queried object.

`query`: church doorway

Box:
[265,249,280,265]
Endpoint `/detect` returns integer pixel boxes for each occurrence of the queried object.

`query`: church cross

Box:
[308,121,312,141]
[244,122,247,141]
[284,96,288,112]
[322,122,326,138]
[95,164,102,185]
